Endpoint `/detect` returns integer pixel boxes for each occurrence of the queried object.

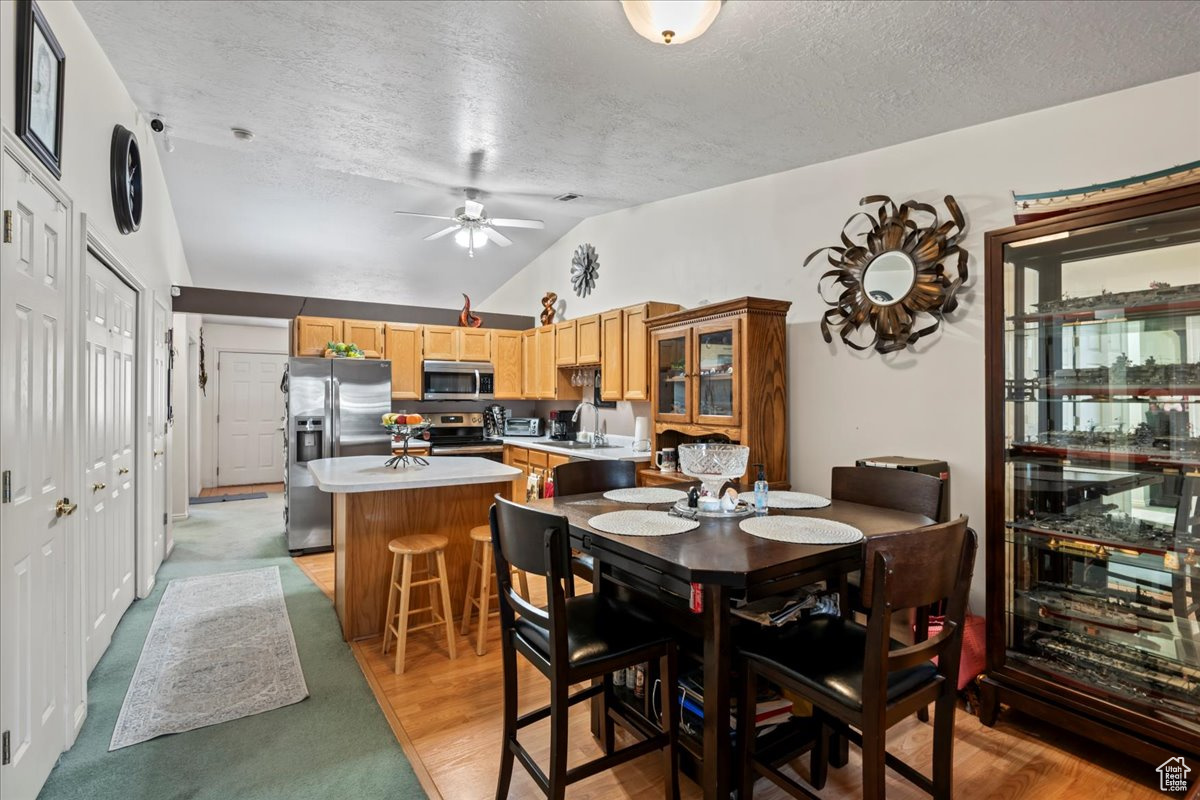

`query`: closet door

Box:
[83,252,137,673]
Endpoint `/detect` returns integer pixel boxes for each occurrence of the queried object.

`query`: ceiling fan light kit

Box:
[621,0,722,45]
[394,195,544,258]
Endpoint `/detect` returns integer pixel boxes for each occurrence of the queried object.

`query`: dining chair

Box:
[736,517,976,800]
[490,496,681,800]
[552,459,637,582]
[832,465,946,722]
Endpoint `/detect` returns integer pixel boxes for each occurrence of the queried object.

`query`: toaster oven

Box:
[503,417,541,437]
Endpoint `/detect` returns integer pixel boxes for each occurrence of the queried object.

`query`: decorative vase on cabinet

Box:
[983,184,1200,764]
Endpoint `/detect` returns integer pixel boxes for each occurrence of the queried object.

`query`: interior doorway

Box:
[216,350,288,487]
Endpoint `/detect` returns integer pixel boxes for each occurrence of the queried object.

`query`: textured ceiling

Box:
[77,0,1200,309]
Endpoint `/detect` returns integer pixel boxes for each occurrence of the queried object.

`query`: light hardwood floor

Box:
[293,552,1163,799]
[197,482,284,497]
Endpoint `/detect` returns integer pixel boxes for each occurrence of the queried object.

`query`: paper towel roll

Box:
[632,416,651,451]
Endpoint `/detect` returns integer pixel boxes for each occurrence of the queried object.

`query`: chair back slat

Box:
[490,497,573,642]
[554,460,637,496]
[831,466,943,521]
[858,517,970,614]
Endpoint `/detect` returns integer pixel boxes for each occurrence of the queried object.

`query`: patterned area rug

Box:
[110,566,308,750]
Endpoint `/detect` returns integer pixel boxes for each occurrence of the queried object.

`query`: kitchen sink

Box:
[551,440,620,450]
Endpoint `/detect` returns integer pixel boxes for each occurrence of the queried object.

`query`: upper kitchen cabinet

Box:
[536,325,557,398]
[423,325,459,360]
[493,330,523,399]
[647,297,791,487]
[521,329,537,398]
[343,319,386,358]
[460,328,492,361]
[293,316,343,356]
[422,324,492,362]
[555,320,578,366]
[576,315,602,364]
[599,309,624,401]
[385,323,422,400]
[624,302,682,401]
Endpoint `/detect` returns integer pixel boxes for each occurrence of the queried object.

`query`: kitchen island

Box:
[308,455,521,641]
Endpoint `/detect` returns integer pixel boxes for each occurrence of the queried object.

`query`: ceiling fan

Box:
[394,196,545,257]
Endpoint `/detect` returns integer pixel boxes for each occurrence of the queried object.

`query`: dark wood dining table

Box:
[526,488,934,800]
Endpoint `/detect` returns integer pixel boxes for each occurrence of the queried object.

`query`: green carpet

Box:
[38,496,426,800]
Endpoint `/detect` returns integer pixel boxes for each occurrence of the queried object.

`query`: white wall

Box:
[0,0,192,752]
[484,72,1200,610]
[199,322,289,488]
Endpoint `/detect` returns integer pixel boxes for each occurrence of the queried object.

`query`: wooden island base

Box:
[333,480,513,641]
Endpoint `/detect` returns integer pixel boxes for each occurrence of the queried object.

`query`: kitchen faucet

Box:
[572,400,607,446]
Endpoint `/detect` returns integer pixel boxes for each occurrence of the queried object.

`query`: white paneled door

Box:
[151,299,168,572]
[217,352,287,486]
[83,252,137,674]
[0,152,70,799]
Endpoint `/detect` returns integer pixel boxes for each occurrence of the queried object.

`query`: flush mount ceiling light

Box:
[621,0,722,45]
[230,127,255,142]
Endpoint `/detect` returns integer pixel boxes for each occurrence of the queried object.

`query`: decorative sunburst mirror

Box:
[804,194,968,353]
[570,243,599,298]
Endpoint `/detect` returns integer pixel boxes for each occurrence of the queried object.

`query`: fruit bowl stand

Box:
[383,421,433,468]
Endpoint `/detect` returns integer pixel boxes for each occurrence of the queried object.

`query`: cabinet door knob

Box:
[118,467,130,475]
[92,482,106,492]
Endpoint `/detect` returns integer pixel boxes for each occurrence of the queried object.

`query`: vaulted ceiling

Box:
[77,0,1200,309]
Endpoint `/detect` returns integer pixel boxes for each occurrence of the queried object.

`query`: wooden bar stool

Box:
[461,525,530,656]
[381,534,457,674]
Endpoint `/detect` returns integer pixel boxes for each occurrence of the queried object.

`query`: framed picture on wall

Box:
[15,0,66,178]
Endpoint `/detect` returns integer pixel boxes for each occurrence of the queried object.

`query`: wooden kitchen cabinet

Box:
[384,323,422,399]
[547,453,570,470]
[575,315,601,364]
[599,309,624,401]
[343,319,386,358]
[460,328,492,361]
[555,320,577,366]
[293,316,343,356]
[493,330,522,399]
[521,329,537,398]
[423,325,459,361]
[503,445,531,503]
[647,297,791,488]
[536,326,557,398]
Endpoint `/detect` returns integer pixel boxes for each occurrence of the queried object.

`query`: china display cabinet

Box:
[983,185,1200,763]
[646,297,790,488]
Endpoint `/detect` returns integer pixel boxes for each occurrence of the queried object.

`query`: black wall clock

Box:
[110,124,142,234]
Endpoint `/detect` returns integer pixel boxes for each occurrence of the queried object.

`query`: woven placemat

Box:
[739,516,863,544]
[763,491,831,510]
[602,487,688,504]
[588,510,699,536]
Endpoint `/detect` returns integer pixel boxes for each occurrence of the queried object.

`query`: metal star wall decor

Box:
[803,194,968,354]
[570,243,599,298]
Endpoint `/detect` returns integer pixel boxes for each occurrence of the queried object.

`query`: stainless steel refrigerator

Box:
[284,357,392,553]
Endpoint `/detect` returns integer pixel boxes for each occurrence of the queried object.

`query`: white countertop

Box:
[308,455,521,493]
[494,434,653,463]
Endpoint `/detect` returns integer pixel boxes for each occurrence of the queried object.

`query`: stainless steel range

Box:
[424,412,504,461]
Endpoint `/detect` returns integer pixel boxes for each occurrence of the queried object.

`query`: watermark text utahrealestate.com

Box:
[1157,756,1190,793]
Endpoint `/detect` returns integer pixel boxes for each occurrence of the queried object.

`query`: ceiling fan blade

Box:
[394,211,456,221]
[482,226,512,247]
[464,199,485,219]
[423,225,460,241]
[490,217,545,229]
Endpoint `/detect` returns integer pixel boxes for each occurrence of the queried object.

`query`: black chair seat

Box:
[515,593,667,669]
[741,615,936,710]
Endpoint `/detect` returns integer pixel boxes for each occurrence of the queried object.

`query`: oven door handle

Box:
[474,368,480,400]
[431,445,504,455]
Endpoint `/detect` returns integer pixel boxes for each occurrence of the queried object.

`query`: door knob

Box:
[153,449,164,457]
[118,467,130,475]
[55,498,78,517]
[92,482,106,492]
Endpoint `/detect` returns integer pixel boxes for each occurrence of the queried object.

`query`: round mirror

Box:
[862,251,916,306]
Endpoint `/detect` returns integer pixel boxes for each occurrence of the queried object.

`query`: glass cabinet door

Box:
[694,321,739,426]
[654,331,690,422]
[1000,201,1200,729]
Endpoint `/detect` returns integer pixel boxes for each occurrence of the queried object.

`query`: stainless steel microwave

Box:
[422,360,494,400]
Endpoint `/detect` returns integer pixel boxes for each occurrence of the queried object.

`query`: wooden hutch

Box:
[641,297,791,489]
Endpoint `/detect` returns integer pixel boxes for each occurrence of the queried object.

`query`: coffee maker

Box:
[548,410,578,441]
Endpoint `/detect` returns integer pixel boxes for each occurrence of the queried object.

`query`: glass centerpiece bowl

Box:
[676,443,753,517]
[382,414,433,468]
